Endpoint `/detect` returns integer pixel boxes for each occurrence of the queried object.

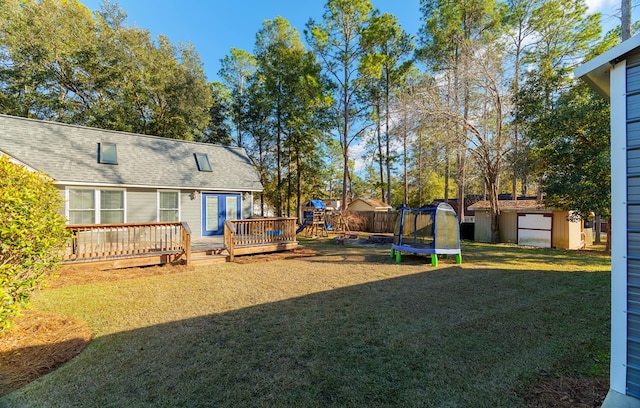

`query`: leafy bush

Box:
[0,156,70,331]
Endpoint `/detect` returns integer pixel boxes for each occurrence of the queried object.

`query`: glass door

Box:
[201,193,241,236]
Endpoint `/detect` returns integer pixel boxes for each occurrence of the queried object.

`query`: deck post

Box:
[224,220,236,261]
[181,221,192,266]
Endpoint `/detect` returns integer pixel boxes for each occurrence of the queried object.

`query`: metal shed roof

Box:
[574,34,640,98]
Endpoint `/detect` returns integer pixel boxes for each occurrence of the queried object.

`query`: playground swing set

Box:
[390,202,462,267]
[297,200,353,240]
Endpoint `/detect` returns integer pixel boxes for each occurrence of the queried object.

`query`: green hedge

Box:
[0,156,70,331]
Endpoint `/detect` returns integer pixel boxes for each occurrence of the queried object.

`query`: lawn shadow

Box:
[1,261,610,407]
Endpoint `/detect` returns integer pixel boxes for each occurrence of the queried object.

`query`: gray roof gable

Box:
[0,114,263,192]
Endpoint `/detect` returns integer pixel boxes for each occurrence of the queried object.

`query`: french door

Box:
[201,193,240,236]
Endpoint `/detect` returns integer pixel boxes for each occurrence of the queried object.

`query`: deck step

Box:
[190,253,229,266]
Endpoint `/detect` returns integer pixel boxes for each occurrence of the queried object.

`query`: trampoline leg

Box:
[390,248,394,258]
[455,253,462,264]
[395,250,401,264]
[431,254,438,267]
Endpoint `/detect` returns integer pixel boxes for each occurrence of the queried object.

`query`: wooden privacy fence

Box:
[64,222,192,265]
[224,217,297,261]
[353,211,398,233]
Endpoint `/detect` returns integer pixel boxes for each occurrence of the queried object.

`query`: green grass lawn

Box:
[1,241,610,407]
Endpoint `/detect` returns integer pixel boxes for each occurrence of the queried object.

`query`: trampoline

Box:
[390,202,462,266]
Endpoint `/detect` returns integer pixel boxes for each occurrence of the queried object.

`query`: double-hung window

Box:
[100,190,125,224]
[158,190,180,222]
[68,189,95,224]
[67,189,125,224]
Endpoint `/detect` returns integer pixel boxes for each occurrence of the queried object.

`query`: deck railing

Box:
[64,222,192,265]
[224,217,297,261]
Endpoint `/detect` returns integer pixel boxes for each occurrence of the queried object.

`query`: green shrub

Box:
[0,156,70,331]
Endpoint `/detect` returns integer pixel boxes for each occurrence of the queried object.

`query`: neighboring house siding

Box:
[627,53,640,398]
[499,211,517,244]
[127,188,156,223]
[551,211,583,250]
[474,210,492,243]
[349,201,372,212]
[552,211,570,249]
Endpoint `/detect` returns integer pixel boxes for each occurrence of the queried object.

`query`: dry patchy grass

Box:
[0,242,608,407]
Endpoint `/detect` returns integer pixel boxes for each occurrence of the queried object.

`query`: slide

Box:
[296,219,308,234]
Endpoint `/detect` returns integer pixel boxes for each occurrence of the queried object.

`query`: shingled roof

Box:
[467,200,545,211]
[0,114,263,192]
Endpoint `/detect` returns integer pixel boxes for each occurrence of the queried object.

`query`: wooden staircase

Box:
[190,246,229,266]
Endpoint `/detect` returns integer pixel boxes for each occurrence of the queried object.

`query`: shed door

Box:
[517,213,552,248]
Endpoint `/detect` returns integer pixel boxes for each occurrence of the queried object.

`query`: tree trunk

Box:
[341,51,350,213]
[296,148,302,222]
[403,121,408,205]
[606,218,611,252]
[385,69,392,206]
[276,101,283,217]
[376,102,385,202]
[444,144,450,201]
[286,148,292,217]
[457,150,466,223]
[486,172,500,244]
[622,0,632,41]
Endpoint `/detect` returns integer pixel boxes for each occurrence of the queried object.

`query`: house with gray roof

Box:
[0,114,263,238]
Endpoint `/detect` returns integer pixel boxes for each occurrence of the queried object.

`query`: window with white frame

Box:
[68,189,95,224]
[67,188,125,224]
[158,190,179,222]
[100,190,124,224]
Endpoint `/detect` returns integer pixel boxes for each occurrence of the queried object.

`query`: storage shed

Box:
[575,34,640,406]
[347,198,393,212]
[468,200,585,250]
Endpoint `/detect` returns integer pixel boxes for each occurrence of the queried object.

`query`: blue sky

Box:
[78,0,623,82]
[79,0,422,81]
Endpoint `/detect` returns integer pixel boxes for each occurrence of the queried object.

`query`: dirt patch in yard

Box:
[233,247,319,264]
[0,309,91,396]
[524,376,609,407]
[50,263,195,288]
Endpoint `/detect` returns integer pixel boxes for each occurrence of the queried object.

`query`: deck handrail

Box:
[224,217,297,261]
[64,222,192,264]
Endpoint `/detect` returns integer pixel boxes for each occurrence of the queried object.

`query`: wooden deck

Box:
[61,219,298,269]
[224,218,298,261]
